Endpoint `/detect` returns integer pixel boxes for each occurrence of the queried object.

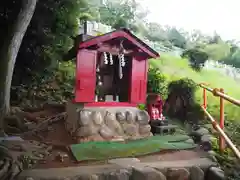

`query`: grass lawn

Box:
[150,53,240,123]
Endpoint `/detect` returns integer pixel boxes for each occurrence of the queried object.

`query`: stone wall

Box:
[17,163,225,180]
[65,102,152,143]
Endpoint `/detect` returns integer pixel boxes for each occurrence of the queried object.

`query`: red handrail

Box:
[199,83,240,159]
[199,83,240,107]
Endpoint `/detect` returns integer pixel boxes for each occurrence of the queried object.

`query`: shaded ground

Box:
[22,121,203,169]
[2,105,209,170]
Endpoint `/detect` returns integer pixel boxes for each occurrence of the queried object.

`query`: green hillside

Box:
[150,53,240,122]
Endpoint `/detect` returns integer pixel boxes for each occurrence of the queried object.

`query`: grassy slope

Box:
[150,53,240,122]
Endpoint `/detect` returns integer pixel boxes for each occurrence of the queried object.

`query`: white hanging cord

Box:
[109,53,113,65]
[118,60,123,79]
[103,52,108,64]
[118,40,125,79]
[119,40,125,67]
[118,53,123,79]
[96,64,100,72]
[119,53,125,67]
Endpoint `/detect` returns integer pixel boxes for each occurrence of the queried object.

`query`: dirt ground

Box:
[10,106,206,170]
[22,121,80,169]
[21,121,205,169]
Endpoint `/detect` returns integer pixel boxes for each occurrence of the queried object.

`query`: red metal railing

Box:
[199,83,240,159]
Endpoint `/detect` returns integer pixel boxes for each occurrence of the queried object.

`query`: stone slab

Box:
[141,158,216,171]
[16,158,216,180]
[108,158,140,167]
[16,164,123,180]
[155,125,177,130]
[154,125,177,135]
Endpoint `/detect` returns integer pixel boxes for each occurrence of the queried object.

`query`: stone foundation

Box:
[65,102,152,143]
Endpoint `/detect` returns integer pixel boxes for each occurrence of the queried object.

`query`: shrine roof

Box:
[79,28,160,59]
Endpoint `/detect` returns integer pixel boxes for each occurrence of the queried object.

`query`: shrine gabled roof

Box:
[79,28,160,59]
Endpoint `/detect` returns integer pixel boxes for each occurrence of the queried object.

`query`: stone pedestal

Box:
[65,102,152,143]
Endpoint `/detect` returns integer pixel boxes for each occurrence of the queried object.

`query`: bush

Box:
[164,78,204,123]
[182,48,208,71]
[168,78,197,98]
[11,61,75,107]
[138,104,146,110]
[222,50,240,68]
[147,65,168,99]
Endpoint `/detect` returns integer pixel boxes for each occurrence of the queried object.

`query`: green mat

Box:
[70,135,196,161]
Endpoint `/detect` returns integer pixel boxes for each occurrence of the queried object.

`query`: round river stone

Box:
[99,125,115,139]
[122,124,138,136]
[78,110,92,126]
[75,125,98,137]
[189,166,204,180]
[92,111,104,125]
[116,111,126,122]
[136,110,150,125]
[105,111,116,122]
[126,111,135,124]
[167,168,190,180]
[139,125,151,134]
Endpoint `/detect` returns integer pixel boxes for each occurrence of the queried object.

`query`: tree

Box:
[167,28,187,49]
[12,0,91,86]
[222,50,240,68]
[182,48,209,71]
[144,22,168,42]
[0,0,37,133]
[96,0,145,30]
[209,32,223,44]
[226,40,239,54]
[199,33,231,61]
[203,43,230,61]
[183,29,212,48]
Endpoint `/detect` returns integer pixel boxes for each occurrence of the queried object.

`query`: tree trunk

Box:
[0,0,37,133]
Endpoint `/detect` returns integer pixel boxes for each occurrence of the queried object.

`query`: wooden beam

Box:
[96,43,139,55]
[97,48,134,55]
[127,51,149,58]
[79,30,159,58]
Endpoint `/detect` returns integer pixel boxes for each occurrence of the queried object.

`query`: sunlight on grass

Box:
[150,53,240,122]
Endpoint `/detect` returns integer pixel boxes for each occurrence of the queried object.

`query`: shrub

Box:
[182,48,208,71]
[222,50,240,68]
[164,78,204,123]
[167,78,197,100]
[11,61,75,107]
[138,104,146,110]
[147,65,168,99]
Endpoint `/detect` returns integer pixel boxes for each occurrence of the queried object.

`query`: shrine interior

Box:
[95,52,132,102]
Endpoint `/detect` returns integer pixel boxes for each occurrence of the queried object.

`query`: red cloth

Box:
[147,94,164,121]
[147,104,164,121]
[152,107,160,120]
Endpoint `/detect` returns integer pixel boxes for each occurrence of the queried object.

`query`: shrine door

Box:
[75,49,97,102]
[129,56,148,104]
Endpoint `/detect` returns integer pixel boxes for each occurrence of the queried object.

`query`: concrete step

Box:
[153,125,177,135]
[17,164,122,180]
[108,157,216,171]
[16,158,217,180]
[17,156,216,180]
[141,158,216,171]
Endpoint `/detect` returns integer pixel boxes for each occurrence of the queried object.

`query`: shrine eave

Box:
[79,28,160,59]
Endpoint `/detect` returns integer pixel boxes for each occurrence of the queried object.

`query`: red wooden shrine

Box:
[74,28,159,107]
